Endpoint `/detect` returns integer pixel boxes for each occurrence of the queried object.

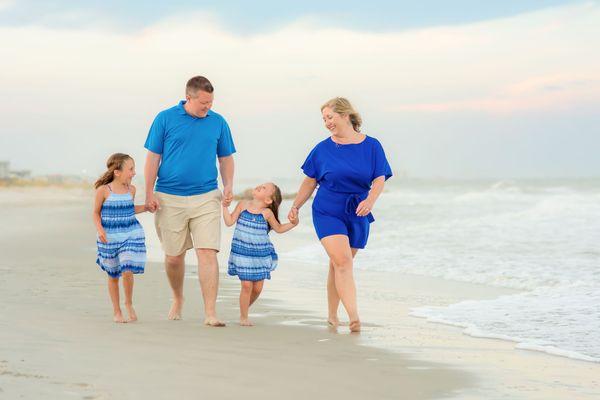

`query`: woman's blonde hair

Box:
[321,97,362,132]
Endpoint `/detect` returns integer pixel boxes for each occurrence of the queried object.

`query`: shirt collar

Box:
[177,100,212,118]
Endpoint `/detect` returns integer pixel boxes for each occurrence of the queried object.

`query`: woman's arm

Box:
[93,186,108,243]
[356,176,386,216]
[223,201,245,227]
[288,177,317,221]
[264,209,298,234]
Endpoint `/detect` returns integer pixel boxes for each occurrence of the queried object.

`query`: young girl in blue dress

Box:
[93,153,148,323]
[223,182,298,326]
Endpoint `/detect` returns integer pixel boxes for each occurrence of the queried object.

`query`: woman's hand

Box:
[356,198,375,217]
[288,205,299,223]
[289,211,299,226]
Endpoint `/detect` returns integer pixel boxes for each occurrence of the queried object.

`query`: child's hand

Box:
[222,186,233,207]
[98,229,107,244]
[289,214,299,226]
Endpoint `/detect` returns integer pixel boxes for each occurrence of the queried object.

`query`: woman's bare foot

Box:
[240,318,254,327]
[349,320,361,333]
[113,311,127,323]
[168,298,184,320]
[327,317,339,327]
[125,304,137,322]
[204,317,226,327]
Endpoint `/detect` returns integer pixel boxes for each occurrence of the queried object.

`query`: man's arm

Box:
[144,151,161,211]
[218,155,234,207]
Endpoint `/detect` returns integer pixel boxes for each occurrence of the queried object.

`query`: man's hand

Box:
[145,192,160,213]
[222,186,233,207]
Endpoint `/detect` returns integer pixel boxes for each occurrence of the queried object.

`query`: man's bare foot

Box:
[168,298,184,320]
[113,311,127,323]
[125,304,138,322]
[204,317,226,327]
[240,318,254,327]
[349,320,361,333]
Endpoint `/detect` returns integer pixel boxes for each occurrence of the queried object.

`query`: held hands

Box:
[145,192,160,213]
[222,186,233,207]
[288,206,299,225]
[356,198,375,217]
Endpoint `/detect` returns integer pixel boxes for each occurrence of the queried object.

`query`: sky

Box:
[0,0,598,180]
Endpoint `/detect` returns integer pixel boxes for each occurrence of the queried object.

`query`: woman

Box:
[288,97,392,332]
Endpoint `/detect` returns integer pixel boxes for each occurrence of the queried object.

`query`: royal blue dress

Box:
[301,135,392,249]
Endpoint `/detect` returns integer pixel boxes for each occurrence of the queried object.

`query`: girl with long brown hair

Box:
[222,182,298,326]
[93,153,149,323]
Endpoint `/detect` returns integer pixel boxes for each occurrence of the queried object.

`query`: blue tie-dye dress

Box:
[228,210,278,281]
[96,187,146,278]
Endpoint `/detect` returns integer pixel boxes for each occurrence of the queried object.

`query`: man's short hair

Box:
[186,76,214,96]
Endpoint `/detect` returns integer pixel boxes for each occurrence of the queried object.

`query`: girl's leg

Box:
[122,272,137,322]
[249,280,264,306]
[239,280,253,326]
[108,276,126,323]
[320,235,360,332]
[327,248,358,327]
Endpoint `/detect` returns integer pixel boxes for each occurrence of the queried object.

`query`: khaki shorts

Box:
[154,190,222,256]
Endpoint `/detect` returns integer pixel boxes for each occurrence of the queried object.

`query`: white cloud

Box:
[0,2,598,177]
[0,0,14,12]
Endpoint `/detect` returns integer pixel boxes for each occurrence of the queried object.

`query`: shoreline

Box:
[2,187,599,399]
[264,259,600,399]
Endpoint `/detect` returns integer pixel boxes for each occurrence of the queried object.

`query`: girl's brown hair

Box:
[94,153,133,189]
[267,184,283,231]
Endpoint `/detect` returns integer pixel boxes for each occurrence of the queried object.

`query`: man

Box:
[144,76,235,326]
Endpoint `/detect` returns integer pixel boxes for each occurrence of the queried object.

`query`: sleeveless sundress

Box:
[228,210,278,281]
[96,186,146,278]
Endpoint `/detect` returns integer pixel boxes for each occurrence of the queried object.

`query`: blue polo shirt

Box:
[144,101,236,196]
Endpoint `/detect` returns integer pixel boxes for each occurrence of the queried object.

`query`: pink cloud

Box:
[391,75,600,114]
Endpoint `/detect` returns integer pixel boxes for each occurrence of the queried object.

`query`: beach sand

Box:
[0,189,468,399]
[1,188,599,399]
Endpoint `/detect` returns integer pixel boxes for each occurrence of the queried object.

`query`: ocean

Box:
[277,178,600,363]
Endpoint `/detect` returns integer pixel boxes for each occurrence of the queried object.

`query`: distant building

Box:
[11,169,32,180]
[0,161,8,179]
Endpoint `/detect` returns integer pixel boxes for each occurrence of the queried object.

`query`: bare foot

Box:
[327,317,339,327]
[349,320,361,333]
[204,317,226,327]
[240,318,254,327]
[113,311,127,323]
[125,304,137,322]
[168,298,184,320]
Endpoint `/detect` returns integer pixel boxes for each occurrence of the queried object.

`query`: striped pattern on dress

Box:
[228,210,277,281]
[96,191,146,278]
